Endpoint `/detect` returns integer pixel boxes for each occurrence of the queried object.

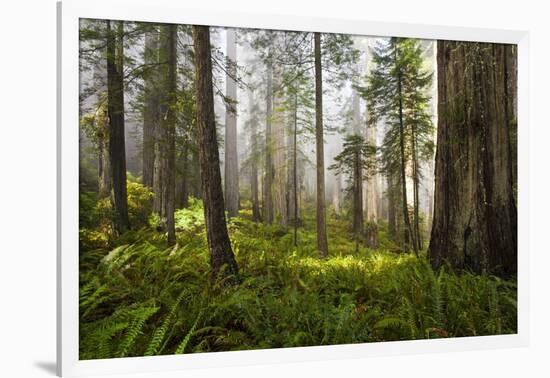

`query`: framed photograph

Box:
[58,0,529,376]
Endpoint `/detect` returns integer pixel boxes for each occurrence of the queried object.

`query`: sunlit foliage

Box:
[79,199,517,359]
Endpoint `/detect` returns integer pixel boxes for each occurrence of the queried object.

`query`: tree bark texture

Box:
[387,174,397,239]
[106,20,130,234]
[352,149,364,238]
[395,46,417,255]
[142,29,160,189]
[181,148,189,208]
[97,109,112,198]
[428,41,517,278]
[272,64,288,226]
[224,29,240,218]
[192,25,239,282]
[160,24,177,245]
[248,90,261,222]
[292,92,299,245]
[264,59,274,224]
[314,32,329,257]
[366,117,379,223]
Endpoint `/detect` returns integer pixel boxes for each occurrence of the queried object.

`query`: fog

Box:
[79,21,437,231]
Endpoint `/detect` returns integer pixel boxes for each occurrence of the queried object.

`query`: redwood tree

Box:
[224,29,239,218]
[264,57,274,224]
[192,25,239,282]
[428,41,517,278]
[160,24,177,245]
[142,27,160,189]
[106,20,130,234]
[314,32,329,257]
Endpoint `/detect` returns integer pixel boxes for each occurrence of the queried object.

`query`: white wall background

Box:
[0,0,547,377]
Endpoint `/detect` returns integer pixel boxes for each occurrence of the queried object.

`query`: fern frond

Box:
[175,309,203,354]
[145,291,187,356]
[116,306,159,358]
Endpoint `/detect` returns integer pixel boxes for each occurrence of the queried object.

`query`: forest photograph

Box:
[78,18,518,360]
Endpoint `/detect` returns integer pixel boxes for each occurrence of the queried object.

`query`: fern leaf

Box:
[175,309,203,354]
[145,292,187,356]
[117,306,159,358]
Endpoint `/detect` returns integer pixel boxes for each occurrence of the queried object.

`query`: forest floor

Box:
[79,191,517,360]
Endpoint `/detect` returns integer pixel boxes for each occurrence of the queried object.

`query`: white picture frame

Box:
[57,0,530,376]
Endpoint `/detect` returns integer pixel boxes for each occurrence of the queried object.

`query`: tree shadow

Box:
[34,361,56,376]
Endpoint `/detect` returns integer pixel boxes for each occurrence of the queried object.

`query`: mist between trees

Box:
[78,19,518,359]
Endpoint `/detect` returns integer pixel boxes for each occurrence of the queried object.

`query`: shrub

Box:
[126,181,154,227]
[174,197,204,232]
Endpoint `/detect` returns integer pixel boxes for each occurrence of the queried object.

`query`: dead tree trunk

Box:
[428,41,517,278]
[192,25,239,282]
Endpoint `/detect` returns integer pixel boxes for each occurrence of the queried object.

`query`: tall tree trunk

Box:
[264,59,274,224]
[332,174,342,215]
[395,46,417,256]
[426,157,435,231]
[365,108,379,249]
[387,174,397,239]
[142,28,159,188]
[352,149,364,240]
[160,24,177,246]
[428,41,517,278]
[286,93,296,229]
[293,92,299,246]
[179,143,189,208]
[504,45,517,203]
[285,103,294,228]
[152,136,163,214]
[314,32,329,257]
[352,87,368,217]
[250,130,261,222]
[411,121,421,251]
[272,64,288,226]
[224,29,239,218]
[106,20,130,234]
[366,111,379,224]
[152,28,164,216]
[248,90,261,222]
[97,119,112,199]
[192,25,239,282]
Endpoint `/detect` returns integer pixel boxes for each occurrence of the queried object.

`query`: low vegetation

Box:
[79,186,517,359]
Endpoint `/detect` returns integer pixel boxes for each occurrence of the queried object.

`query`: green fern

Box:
[144,291,188,356]
[79,199,517,359]
[116,305,159,358]
[373,316,411,338]
[175,309,203,354]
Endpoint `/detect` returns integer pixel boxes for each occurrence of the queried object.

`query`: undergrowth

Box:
[79,197,517,359]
